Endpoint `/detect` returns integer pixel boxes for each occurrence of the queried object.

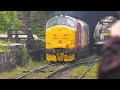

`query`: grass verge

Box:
[0,60,49,79]
[82,64,99,79]
[59,63,99,79]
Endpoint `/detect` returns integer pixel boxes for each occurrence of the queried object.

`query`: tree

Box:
[0,11,24,33]
[16,11,54,37]
[17,11,31,28]
[30,11,54,37]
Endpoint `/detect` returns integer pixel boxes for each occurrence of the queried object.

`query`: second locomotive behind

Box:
[45,15,90,62]
[94,16,117,45]
[94,16,117,55]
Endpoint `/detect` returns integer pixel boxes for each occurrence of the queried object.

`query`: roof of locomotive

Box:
[95,16,117,31]
[46,15,58,25]
[46,15,77,29]
[47,15,77,23]
[65,15,89,26]
[64,15,77,22]
[77,19,89,28]
[46,15,89,30]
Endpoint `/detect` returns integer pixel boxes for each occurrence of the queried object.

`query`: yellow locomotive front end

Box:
[45,15,76,62]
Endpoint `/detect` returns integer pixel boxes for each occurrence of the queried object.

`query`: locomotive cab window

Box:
[46,18,57,29]
[57,17,67,25]
[67,18,75,27]
[46,16,75,29]
[57,17,75,28]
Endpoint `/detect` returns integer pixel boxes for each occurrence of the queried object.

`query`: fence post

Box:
[7,29,12,41]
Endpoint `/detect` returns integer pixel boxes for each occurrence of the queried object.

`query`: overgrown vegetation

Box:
[58,63,99,79]
[83,64,99,79]
[0,60,49,79]
[30,11,54,37]
[0,11,55,78]
[21,45,28,66]
[0,40,13,52]
[25,64,65,79]
[69,64,99,79]
[69,65,88,79]
[0,11,24,33]
[0,11,54,37]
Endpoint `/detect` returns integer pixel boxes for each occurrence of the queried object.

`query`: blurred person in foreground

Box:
[98,20,120,79]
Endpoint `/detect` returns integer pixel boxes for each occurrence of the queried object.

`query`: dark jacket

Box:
[98,37,120,79]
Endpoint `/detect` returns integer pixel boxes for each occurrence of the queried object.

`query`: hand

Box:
[109,20,120,37]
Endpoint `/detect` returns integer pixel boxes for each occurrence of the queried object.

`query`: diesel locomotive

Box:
[94,16,117,45]
[94,16,117,55]
[45,15,90,62]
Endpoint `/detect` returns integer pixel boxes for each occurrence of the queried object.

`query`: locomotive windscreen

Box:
[46,16,75,29]
[57,17,67,25]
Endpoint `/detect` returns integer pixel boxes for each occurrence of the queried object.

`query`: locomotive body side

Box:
[75,20,90,59]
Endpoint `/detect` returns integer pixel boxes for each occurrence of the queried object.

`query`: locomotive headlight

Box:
[100,34,104,40]
[70,41,74,44]
[47,41,52,44]
[69,30,71,33]
[49,29,51,32]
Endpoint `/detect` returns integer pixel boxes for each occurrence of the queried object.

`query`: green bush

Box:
[0,11,24,33]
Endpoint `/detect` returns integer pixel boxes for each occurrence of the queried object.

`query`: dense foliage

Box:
[0,11,24,33]
[0,11,54,37]
[30,11,54,37]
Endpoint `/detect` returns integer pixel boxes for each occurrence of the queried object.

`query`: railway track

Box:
[15,63,58,79]
[44,56,100,79]
[77,59,99,79]
[15,56,100,79]
[15,62,67,79]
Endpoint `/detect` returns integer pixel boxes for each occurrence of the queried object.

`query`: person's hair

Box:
[98,37,120,79]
